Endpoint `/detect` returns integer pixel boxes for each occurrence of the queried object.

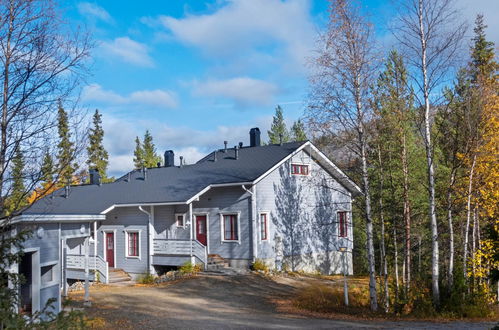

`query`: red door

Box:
[106,233,114,267]
[196,216,207,246]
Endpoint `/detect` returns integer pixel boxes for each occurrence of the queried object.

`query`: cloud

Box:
[78,2,113,23]
[82,84,177,109]
[152,0,315,70]
[100,37,154,67]
[192,77,278,106]
[456,0,499,45]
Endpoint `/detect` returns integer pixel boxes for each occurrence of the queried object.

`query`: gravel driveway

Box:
[71,274,496,329]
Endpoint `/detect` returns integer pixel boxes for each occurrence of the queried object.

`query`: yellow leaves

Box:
[27,181,58,205]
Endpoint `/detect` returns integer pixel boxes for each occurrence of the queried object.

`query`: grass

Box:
[136,273,155,284]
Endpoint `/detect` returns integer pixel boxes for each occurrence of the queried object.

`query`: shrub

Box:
[136,273,155,284]
[179,261,202,274]
[251,259,269,272]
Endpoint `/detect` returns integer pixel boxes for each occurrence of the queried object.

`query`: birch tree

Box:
[308,0,379,311]
[392,0,466,305]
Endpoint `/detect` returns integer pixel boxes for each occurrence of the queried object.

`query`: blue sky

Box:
[63,0,498,177]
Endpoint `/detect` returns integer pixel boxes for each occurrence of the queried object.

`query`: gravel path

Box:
[71,274,497,329]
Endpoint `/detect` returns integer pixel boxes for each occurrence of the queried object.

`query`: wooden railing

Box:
[66,254,109,283]
[153,239,207,265]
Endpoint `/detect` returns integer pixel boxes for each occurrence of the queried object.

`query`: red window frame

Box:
[338,211,348,238]
[223,215,238,241]
[291,164,309,175]
[127,232,139,257]
[260,213,268,240]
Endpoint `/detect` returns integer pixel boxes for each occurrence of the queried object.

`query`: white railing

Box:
[154,239,207,265]
[66,254,109,284]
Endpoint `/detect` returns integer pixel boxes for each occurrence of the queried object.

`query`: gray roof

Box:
[24,142,307,215]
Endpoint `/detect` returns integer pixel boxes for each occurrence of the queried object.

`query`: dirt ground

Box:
[69,274,497,329]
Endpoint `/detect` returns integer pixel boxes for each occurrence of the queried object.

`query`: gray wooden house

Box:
[11,127,361,315]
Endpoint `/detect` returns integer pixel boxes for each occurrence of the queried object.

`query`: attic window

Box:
[291,164,309,176]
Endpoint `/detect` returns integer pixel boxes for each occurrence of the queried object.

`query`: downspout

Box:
[189,202,194,264]
[242,185,257,261]
[58,223,62,312]
[138,206,154,275]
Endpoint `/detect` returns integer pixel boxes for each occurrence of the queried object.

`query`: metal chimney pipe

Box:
[279,133,283,145]
[213,150,217,162]
[65,185,70,198]
[180,156,184,167]
[224,141,228,153]
[234,146,239,160]
[143,167,147,180]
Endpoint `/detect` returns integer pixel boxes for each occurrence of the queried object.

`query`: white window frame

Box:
[259,211,270,242]
[290,163,310,176]
[337,210,349,238]
[220,212,241,244]
[125,229,141,259]
[175,213,185,228]
[40,260,58,289]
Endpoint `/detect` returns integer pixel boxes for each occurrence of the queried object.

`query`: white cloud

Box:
[100,37,154,67]
[82,84,177,109]
[153,0,315,70]
[78,2,113,23]
[192,77,278,106]
[456,0,499,45]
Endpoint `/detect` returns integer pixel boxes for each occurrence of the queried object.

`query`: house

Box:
[10,127,361,316]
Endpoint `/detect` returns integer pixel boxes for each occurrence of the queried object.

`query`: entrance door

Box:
[106,232,115,267]
[196,215,207,246]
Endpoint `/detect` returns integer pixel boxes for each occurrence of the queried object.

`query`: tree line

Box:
[307,0,498,316]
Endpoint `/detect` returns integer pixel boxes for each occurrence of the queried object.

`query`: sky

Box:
[63,0,499,177]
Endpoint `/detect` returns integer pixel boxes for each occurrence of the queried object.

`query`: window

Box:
[176,214,185,227]
[291,164,309,175]
[260,213,268,240]
[223,214,239,241]
[41,265,54,284]
[338,211,348,237]
[126,231,139,257]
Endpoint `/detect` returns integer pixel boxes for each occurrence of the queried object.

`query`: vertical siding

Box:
[255,149,354,274]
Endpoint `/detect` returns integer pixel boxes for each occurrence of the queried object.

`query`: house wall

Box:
[192,186,252,268]
[98,208,149,277]
[255,148,354,274]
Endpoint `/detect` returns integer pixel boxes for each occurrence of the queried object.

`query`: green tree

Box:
[291,120,307,141]
[86,110,109,181]
[41,150,54,184]
[268,105,289,144]
[133,136,144,169]
[5,147,26,215]
[142,130,161,168]
[57,104,76,185]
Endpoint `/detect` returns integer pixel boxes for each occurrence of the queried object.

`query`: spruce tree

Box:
[291,120,307,141]
[57,104,76,185]
[86,110,109,180]
[6,147,26,214]
[142,130,161,167]
[133,136,144,169]
[41,150,54,184]
[268,105,289,144]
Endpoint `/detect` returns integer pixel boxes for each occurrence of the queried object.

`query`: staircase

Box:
[108,268,132,283]
[206,254,230,271]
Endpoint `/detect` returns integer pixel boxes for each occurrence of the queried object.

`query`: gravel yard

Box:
[68,274,497,329]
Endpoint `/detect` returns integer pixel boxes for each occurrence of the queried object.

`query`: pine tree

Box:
[291,120,307,142]
[86,110,109,180]
[142,130,161,167]
[133,136,144,169]
[41,150,54,184]
[268,105,289,144]
[5,147,26,215]
[57,103,76,185]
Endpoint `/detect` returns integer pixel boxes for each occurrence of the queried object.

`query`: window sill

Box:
[221,240,240,244]
[125,255,140,259]
[41,281,59,290]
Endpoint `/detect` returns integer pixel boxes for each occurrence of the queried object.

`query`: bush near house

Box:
[136,273,155,284]
[179,261,202,275]
[251,259,269,272]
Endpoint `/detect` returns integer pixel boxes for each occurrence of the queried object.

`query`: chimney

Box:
[234,146,239,160]
[142,167,147,180]
[157,162,161,168]
[249,127,261,147]
[224,141,228,153]
[64,185,70,198]
[89,168,101,185]
[179,156,184,167]
[279,133,283,145]
[164,150,174,167]
[213,151,217,162]
[239,142,243,148]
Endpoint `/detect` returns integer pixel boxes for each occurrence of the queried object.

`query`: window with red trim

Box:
[127,232,139,257]
[223,214,239,241]
[291,164,309,175]
[338,211,348,237]
[260,213,268,240]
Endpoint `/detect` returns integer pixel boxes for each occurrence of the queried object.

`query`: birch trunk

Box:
[418,0,439,305]
[401,134,411,294]
[463,155,476,278]
[446,169,456,287]
[394,222,400,304]
[377,146,389,312]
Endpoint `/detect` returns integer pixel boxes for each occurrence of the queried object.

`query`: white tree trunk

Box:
[446,170,456,287]
[463,155,476,278]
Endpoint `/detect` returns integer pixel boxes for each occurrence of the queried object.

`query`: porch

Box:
[153,238,207,266]
[65,254,109,283]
